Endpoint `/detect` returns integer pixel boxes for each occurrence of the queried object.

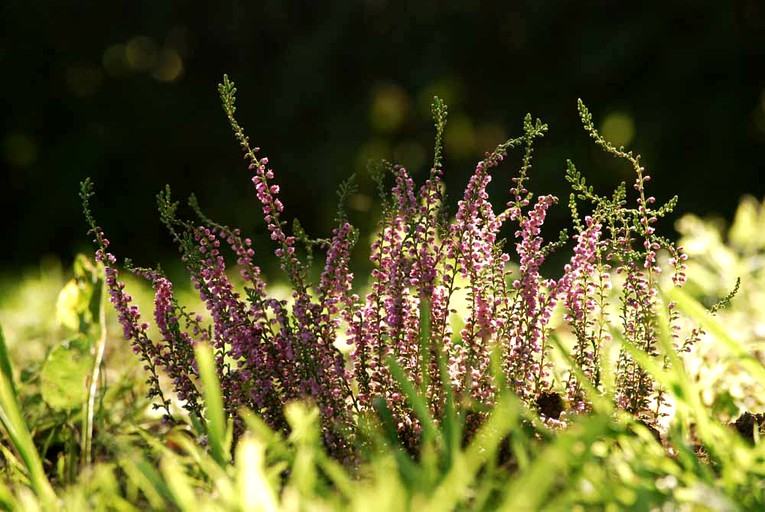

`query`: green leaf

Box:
[0,325,56,507]
[56,254,104,336]
[501,413,611,510]
[56,279,85,331]
[40,336,93,410]
[235,434,282,512]
[387,356,439,442]
[160,455,197,511]
[667,286,765,386]
[194,342,229,466]
[0,325,17,399]
[118,451,174,510]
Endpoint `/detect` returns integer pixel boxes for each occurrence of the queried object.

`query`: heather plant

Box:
[3,100,765,510]
[81,75,698,461]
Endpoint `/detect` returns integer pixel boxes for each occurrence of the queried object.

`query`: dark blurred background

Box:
[2,1,764,277]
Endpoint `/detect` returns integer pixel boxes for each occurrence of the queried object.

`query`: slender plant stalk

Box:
[82,271,107,467]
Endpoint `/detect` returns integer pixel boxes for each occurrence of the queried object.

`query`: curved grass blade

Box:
[0,326,57,509]
[666,286,765,386]
[194,342,229,466]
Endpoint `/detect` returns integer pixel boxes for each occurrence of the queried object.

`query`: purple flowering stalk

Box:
[81,182,176,419]
[82,77,694,460]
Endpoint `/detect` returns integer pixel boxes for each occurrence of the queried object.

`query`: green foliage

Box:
[675,196,765,417]
[1,247,765,509]
[40,254,106,417]
[194,342,231,467]
[55,254,103,337]
[39,336,92,410]
[0,325,57,509]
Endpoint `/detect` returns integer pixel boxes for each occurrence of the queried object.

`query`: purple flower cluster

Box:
[78,213,174,417]
[81,87,694,460]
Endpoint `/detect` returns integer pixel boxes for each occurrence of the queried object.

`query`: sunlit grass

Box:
[0,244,764,510]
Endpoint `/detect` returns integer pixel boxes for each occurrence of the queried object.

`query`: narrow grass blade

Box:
[549,332,615,416]
[0,326,57,509]
[0,326,17,398]
[160,455,198,512]
[611,316,741,479]
[667,286,765,385]
[284,402,322,502]
[500,413,611,510]
[118,454,173,510]
[612,328,710,432]
[240,409,293,463]
[0,480,16,511]
[371,397,420,484]
[436,327,462,468]
[429,393,521,510]
[194,342,229,466]
[386,356,439,442]
[386,356,444,486]
[235,434,280,512]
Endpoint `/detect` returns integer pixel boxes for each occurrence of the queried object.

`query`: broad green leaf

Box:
[56,280,83,331]
[56,254,104,335]
[72,252,97,280]
[40,336,93,410]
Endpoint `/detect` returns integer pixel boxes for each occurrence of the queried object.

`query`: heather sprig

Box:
[561,99,690,421]
[82,79,702,460]
[80,179,175,419]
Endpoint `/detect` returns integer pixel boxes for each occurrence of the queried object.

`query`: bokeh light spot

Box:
[3,132,38,168]
[474,123,507,153]
[348,193,372,212]
[102,44,130,76]
[151,49,184,83]
[600,111,635,148]
[125,36,158,72]
[446,115,476,159]
[370,84,409,133]
[418,77,464,117]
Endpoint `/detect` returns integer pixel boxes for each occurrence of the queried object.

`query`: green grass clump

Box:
[0,256,764,509]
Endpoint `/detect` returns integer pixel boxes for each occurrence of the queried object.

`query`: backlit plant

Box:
[81,76,695,460]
